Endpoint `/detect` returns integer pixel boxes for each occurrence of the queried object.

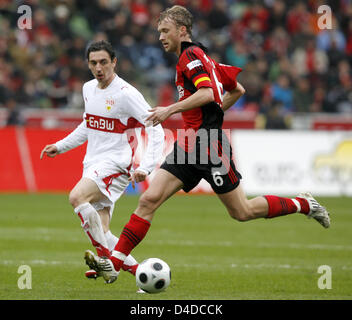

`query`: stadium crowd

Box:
[1,0,352,128]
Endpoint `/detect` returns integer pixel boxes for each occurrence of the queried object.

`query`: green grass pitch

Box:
[0,193,351,300]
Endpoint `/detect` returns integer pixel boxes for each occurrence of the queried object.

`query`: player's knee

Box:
[69,189,84,208]
[138,192,161,212]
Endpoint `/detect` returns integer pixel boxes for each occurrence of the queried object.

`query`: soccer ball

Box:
[136,258,171,293]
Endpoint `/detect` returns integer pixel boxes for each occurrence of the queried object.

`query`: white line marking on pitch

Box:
[2,259,351,271]
[150,239,352,251]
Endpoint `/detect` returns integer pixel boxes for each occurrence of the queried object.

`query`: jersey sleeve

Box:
[54,117,88,154]
[216,63,242,92]
[122,87,165,175]
[122,86,151,125]
[179,47,213,90]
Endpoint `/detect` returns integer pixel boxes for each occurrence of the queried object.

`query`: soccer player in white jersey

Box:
[40,40,165,283]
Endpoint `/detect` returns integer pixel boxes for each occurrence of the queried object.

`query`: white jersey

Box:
[55,74,164,175]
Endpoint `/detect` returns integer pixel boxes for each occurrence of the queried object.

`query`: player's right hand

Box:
[129,170,148,189]
[40,144,59,159]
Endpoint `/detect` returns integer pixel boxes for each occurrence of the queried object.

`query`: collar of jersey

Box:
[96,73,118,91]
[180,41,209,56]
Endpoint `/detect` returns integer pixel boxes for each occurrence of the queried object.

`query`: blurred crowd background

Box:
[1,0,352,128]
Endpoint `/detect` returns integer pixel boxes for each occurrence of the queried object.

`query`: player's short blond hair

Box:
[158,5,193,37]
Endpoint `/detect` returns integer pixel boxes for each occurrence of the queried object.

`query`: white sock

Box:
[74,202,109,251]
[105,230,138,266]
[104,230,119,252]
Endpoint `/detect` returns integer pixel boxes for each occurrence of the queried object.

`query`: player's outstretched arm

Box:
[40,144,59,159]
[222,82,246,112]
[40,121,88,160]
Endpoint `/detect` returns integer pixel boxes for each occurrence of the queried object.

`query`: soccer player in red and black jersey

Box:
[91,5,330,283]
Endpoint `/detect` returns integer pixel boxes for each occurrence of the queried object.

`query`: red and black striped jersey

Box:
[175,41,242,151]
[176,42,241,131]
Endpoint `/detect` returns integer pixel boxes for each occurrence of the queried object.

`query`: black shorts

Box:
[160,132,242,194]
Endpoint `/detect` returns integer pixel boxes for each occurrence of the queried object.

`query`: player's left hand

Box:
[129,170,148,189]
[146,106,172,126]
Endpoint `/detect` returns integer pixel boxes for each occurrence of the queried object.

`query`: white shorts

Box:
[82,161,130,217]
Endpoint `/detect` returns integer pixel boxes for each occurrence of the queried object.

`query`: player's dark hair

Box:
[158,5,193,37]
[86,40,116,61]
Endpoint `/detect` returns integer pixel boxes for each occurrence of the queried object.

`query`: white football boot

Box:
[297,192,330,228]
[84,250,119,284]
